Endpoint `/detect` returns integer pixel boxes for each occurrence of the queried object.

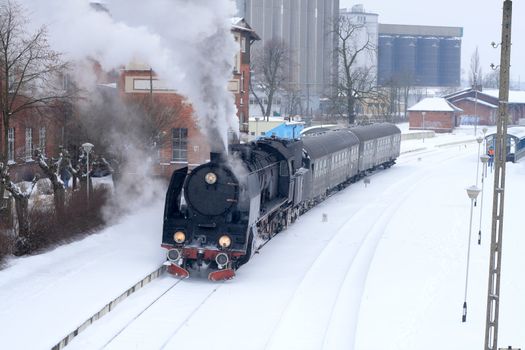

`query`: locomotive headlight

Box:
[215,253,229,267]
[218,235,232,248]
[167,249,181,262]
[173,231,186,244]
[205,172,217,185]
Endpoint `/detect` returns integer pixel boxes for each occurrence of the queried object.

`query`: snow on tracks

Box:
[52,265,166,350]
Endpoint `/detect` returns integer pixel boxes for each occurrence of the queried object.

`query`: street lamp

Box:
[82,143,94,206]
[478,155,490,245]
[255,117,260,139]
[462,185,481,323]
[475,136,484,187]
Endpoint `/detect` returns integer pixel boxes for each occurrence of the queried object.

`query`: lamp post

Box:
[462,185,481,322]
[82,143,94,206]
[475,136,484,187]
[255,117,260,139]
[474,136,483,206]
[478,155,490,245]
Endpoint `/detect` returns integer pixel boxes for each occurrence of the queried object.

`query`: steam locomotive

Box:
[162,123,401,281]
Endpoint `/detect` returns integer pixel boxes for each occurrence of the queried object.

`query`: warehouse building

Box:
[378,24,463,87]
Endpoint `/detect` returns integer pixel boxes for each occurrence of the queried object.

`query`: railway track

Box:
[101,278,224,349]
[63,142,477,350]
[263,145,474,350]
[61,270,228,350]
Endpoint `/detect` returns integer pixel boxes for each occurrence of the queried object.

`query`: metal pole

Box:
[462,196,476,322]
[86,151,90,206]
[82,143,94,207]
[476,138,482,187]
[478,156,489,245]
[484,1,512,349]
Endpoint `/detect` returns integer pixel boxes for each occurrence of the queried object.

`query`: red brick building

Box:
[230,18,260,134]
[118,19,259,177]
[3,18,259,181]
[445,87,525,125]
[407,97,463,133]
[0,100,66,182]
[118,64,210,178]
[445,88,498,125]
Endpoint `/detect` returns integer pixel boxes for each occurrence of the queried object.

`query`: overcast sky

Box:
[340,0,524,88]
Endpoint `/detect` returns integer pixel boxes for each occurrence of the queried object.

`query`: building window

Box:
[7,128,14,162]
[172,128,188,162]
[241,37,246,53]
[39,127,46,154]
[62,74,71,91]
[25,127,33,160]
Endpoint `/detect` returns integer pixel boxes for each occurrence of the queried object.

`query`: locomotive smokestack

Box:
[210,152,225,163]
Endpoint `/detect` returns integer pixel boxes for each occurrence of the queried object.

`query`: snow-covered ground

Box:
[1,124,524,350]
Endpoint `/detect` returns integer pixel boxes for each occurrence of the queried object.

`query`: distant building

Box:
[118,65,209,177]
[407,97,462,133]
[339,5,379,77]
[230,18,260,134]
[445,87,525,125]
[237,0,340,109]
[378,24,463,87]
[0,102,65,182]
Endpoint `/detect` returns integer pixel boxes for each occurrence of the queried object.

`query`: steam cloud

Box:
[19,0,239,152]
[15,0,240,217]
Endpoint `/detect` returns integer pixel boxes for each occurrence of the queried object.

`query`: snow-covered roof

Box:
[230,17,260,39]
[508,127,525,139]
[301,124,339,135]
[407,97,463,112]
[486,126,525,140]
[455,97,498,109]
[98,83,117,89]
[443,87,474,99]
[484,89,525,104]
[250,116,287,122]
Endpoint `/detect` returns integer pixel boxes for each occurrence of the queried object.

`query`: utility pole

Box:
[484,1,512,349]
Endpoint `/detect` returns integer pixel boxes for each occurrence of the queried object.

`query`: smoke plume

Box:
[19,0,239,152]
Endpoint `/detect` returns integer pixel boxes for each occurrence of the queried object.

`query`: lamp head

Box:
[82,143,94,154]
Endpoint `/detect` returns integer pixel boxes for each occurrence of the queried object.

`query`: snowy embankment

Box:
[1,124,523,350]
[0,202,166,350]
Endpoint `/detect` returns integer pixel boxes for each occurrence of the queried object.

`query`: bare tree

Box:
[0,1,70,164]
[0,161,37,236]
[250,38,290,121]
[34,149,72,217]
[281,83,303,118]
[484,68,500,89]
[469,47,483,89]
[0,1,70,234]
[333,16,378,125]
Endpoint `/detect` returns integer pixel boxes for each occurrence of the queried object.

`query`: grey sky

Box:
[340,0,524,88]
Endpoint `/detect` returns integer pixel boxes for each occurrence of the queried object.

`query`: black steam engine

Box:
[162,123,401,281]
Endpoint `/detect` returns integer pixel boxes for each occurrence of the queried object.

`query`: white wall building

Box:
[339,5,379,80]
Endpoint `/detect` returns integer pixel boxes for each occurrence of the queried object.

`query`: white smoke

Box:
[19,0,239,152]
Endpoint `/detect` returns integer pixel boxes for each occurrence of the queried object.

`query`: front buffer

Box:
[163,246,239,281]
